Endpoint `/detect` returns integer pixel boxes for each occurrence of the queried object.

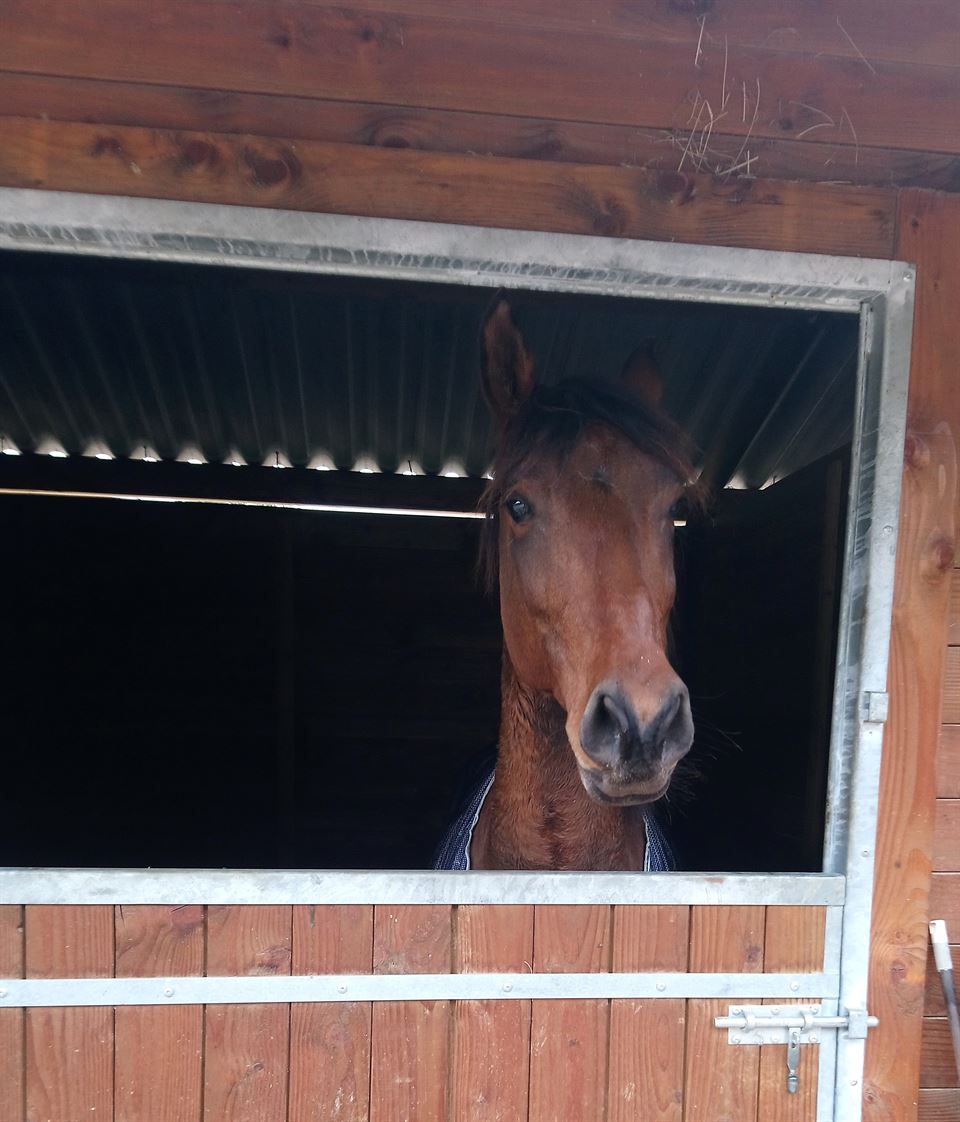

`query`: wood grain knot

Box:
[365,117,426,150]
[354,14,405,48]
[177,139,220,173]
[904,433,930,469]
[922,532,955,579]
[656,171,695,205]
[241,145,302,189]
[519,125,566,161]
[256,943,293,973]
[91,135,125,160]
[171,904,203,936]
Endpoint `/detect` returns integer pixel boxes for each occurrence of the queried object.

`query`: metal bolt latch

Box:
[715,1005,878,1095]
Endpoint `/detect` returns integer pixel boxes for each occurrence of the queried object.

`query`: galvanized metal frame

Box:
[0,188,916,1122]
[0,868,843,906]
[0,971,838,1008]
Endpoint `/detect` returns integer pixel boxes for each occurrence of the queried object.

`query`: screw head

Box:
[810,1034,820,1043]
[337,984,347,994]
[163,987,174,997]
[502,982,513,992]
[0,989,7,998]
[790,981,800,991]
[656,982,666,991]
[732,1035,741,1044]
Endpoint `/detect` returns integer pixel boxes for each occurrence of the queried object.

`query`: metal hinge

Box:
[715,1005,879,1095]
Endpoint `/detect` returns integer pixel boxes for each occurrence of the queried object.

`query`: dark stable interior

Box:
[0,252,857,872]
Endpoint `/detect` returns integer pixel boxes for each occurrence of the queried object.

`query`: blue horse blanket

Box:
[434,767,674,871]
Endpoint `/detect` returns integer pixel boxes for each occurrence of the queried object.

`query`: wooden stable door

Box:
[1,901,833,1122]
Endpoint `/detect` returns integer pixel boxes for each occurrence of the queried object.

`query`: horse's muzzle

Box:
[578,679,693,800]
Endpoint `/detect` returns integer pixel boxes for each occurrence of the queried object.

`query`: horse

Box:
[435,300,697,872]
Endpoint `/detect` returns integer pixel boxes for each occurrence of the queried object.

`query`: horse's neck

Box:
[471,659,647,871]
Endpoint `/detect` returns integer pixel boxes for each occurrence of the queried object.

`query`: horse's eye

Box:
[506,494,533,524]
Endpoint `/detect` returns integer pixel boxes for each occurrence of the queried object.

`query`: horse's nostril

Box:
[600,693,632,737]
[581,681,691,769]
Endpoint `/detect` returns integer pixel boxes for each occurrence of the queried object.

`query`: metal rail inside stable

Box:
[0,188,916,1122]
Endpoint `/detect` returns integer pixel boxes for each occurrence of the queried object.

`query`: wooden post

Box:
[864,190,960,1121]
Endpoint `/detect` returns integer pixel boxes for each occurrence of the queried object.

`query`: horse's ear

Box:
[481,300,536,426]
[621,340,663,407]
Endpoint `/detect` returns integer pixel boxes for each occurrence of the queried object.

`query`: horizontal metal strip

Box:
[0,971,839,1008]
[0,189,903,312]
[0,869,845,906]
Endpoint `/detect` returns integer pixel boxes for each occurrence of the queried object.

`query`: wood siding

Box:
[4,902,832,1122]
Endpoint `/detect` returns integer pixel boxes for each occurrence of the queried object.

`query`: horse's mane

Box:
[478,378,699,593]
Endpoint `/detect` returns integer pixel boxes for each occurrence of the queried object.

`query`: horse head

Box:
[480,300,695,808]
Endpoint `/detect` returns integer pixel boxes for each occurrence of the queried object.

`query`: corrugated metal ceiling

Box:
[0,252,859,489]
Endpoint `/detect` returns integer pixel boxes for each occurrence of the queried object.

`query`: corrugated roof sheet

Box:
[0,252,859,489]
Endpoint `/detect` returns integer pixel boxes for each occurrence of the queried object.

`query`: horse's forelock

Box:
[477,379,699,594]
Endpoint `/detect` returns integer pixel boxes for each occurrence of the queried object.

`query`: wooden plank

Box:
[758,907,826,1122]
[0,906,24,1122]
[930,875,960,930]
[24,906,114,1122]
[3,73,960,194]
[529,905,610,1121]
[0,116,898,260]
[451,905,534,1121]
[204,906,292,1122]
[290,905,373,1122]
[921,1018,960,1087]
[0,2,957,155]
[608,906,687,1122]
[866,189,960,1122]
[180,0,960,69]
[370,905,451,1122]
[919,1087,960,1120]
[684,905,765,1122]
[939,726,960,798]
[943,648,960,723]
[934,800,960,870]
[948,569,960,644]
[115,905,204,1122]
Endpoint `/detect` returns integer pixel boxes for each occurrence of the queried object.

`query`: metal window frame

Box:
[0,188,916,1122]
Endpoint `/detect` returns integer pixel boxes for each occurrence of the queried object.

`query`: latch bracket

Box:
[715,1005,879,1096]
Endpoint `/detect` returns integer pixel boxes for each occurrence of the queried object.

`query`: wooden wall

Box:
[3,3,960,1119]
[919,571,960,1119]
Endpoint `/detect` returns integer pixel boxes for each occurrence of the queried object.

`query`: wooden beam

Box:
[3,73,959,193]
[0,116,898,258]
[178,0,959,70]
[865,190,960,1121]
[0,1,957,156]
